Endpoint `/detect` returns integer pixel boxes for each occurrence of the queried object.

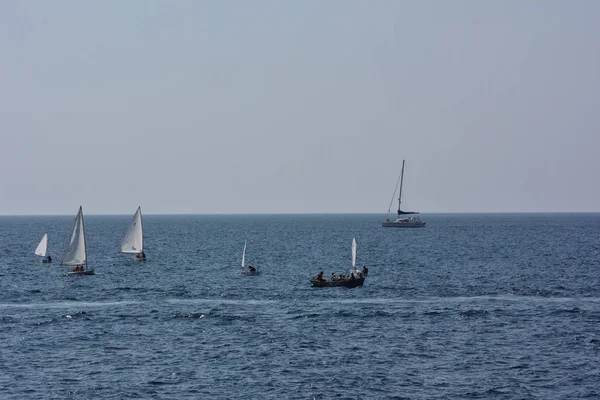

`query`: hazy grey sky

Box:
[2,1,599,214]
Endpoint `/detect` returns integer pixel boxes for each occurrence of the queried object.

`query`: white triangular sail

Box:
[241,240,246,272]
[120,206,143,254]
[61,207,86,266]
[35,233,48,257]
[351,237,357,273]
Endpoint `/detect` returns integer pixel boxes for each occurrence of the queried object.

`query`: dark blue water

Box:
[1,214,599,399]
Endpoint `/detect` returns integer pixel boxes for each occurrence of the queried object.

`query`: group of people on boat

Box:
[314,266,369,282]
[72,264,84,272]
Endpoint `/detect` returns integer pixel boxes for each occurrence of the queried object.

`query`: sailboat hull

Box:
[41,259,52,263]
[311,277,365,288]
[382,220,426,228]
[68,269,95,276]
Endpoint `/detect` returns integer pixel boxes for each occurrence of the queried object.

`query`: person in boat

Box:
[315,271,325,282]
[348,273,355,281]
[73,265,81,272]
[248,265,256,272]
[46,255,52,262]
[331,272,336,281]
[362,266,368,275]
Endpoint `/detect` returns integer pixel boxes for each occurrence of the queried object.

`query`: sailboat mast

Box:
[397,160,405,215]
[138,206,143,252]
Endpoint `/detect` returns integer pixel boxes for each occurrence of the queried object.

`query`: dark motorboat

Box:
[311,238,367,288]
[310,276,365,288]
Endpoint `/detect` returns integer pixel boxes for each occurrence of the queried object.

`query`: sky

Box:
[1,1,599,215]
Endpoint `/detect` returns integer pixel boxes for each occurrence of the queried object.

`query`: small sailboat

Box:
[120,206,146,261]
[241,240,259,275]
[61,206,94,276]
[35,233,52,263]
[382,160,426,228]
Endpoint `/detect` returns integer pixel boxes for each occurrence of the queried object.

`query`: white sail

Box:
[241,240,246,272]
[351,237,357,270]
[61,207,86,266]
[35,233,48,257]
[120,206,143,254]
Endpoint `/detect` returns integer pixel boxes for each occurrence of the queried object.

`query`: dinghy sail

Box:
[241,240,246,274]
[351,237,357,274]
[120,206,145,260]
[35,233,52,263]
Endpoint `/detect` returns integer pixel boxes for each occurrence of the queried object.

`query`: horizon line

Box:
[1,211,599,217]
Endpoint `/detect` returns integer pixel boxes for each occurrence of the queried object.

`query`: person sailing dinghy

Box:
[120,206,146,261]
[35,233,52,263]
[61,206,95,276]
[241,240,260,275]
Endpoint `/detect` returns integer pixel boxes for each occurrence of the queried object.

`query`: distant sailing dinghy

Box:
[35,233,52,263]
[241,240,259,276]
[120,206,146,261]
[61,206,94,276]
[382,160,426,228]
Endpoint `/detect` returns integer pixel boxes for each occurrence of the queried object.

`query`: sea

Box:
[0,213,599,399]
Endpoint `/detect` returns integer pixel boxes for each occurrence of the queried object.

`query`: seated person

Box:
[46,255,52,262]
[248,265,256,272]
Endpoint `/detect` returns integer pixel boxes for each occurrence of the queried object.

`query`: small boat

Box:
[61,206,95,276]
[311,237,366,288]
[311,277,365,288]
[241,240,260,276]
[34,233,52,263]
[382,160,426,228]
[120,206,146,261]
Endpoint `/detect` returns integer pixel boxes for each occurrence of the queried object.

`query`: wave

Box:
[0,300,141,309]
